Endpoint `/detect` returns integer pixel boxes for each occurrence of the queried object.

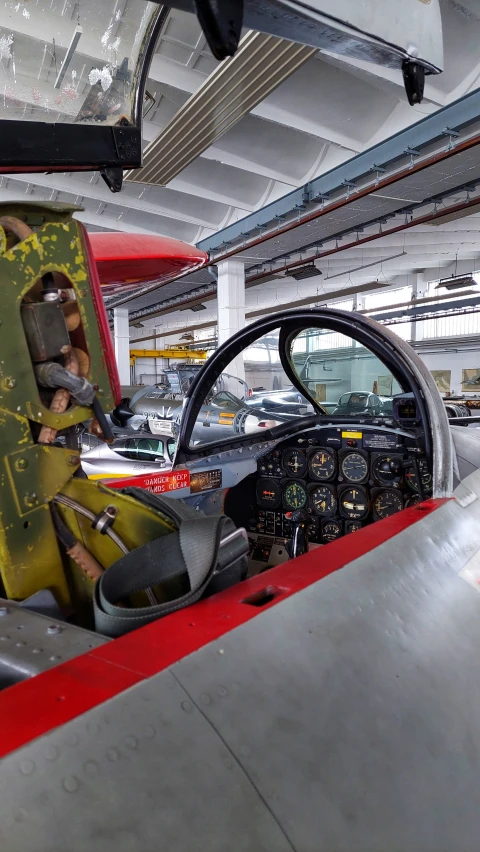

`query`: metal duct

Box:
[126,31,315,187]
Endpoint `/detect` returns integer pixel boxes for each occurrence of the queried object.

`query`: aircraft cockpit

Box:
[174,309,452,572]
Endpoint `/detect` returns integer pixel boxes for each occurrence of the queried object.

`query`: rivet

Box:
[62,776,79,793]
[181,700,194,714]
[19,760,35,776]
[143,724,156,739]
[49,654,61,661]
[106,748,119,762]
[67,455,80,466]
[32,648,42,654]
[14,458,28,471]
[43,745,59,761]
[24,492,38,508]
[47,624,62,635]
[4,377,16,389]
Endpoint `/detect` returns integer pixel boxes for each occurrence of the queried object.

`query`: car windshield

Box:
[0,0,158,126]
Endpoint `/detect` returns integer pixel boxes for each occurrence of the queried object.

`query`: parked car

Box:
[331,392,384,416]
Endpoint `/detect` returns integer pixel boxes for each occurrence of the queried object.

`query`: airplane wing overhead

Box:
[88,232,208,295]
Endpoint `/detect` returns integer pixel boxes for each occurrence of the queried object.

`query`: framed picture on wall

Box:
[462,369,480,391]
[377,375,393,395]
[431,370,451,394]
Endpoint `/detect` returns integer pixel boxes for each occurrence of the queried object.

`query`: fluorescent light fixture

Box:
[290,263,322,281]
[435,274,478,291]
[126,31,315,186]
[54,25,82,90]
[181,303,207,313]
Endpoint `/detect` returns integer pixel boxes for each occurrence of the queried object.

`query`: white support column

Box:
[217,259,246,381]
[113,307,131,387]
[410,272,429,343]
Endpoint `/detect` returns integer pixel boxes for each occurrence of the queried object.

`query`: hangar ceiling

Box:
[2,0,480,337]
[1,0,480,241]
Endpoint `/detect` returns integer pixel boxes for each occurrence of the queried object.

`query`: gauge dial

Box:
[405,494,421,508]
[340,452,368,484]
[308,448,336,481]
[372,454,403,485]
[339,486,369,520]
[405,459,432,494]
[345,521,362,535]
[282,448,307,478]
[256,478,281,509]
[283,481,307,511]
[373,489,403,520]
[310,485,337,517]
[322,520,342,542]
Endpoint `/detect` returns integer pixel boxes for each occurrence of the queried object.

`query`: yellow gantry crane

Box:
[129,348,207,366]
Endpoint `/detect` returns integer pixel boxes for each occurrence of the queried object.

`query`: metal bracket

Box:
[6,444,79,517]
[91,505,118,535]
[404,147,421,169]
[193,0,244,60]
[101,166,123,193]
[443,127,461,151]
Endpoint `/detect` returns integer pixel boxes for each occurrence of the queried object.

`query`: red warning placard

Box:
[106,469,191,495]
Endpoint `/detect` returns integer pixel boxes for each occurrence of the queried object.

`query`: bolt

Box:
[68,455,80,466]
[46,625,62,635]
[32,648,42,655]
[0,606,8,616]
[14,458,28,472]
[24,492,38,508]
[4,377,16,389]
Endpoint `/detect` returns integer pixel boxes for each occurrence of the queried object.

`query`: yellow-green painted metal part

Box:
[0,202,174,613]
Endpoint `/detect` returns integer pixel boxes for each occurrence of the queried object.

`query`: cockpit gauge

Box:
[372,454,403,486]
[372,489,403,521]
[258,450,283,478]
[405,458,432,495]
[309,485,337,517]
[405,494,421,508]
[339,486,369,520]
[321,520,342,542]
[308,448,336,481]
[345,521,362,535]
[256,478,281,509]
[283,481,308,511]
[282,448,307,478]
[340,451,369,484]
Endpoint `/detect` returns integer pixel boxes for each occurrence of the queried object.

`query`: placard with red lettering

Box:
[106,469,191,495]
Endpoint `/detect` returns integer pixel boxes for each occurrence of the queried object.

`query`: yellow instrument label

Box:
[342,431,363,439]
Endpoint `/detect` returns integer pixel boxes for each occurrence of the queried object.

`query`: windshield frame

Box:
[176,310,415,461]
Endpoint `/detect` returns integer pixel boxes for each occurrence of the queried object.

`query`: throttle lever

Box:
[285,509,311,560]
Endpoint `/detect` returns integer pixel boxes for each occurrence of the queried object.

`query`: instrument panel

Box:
[249,426,431,545]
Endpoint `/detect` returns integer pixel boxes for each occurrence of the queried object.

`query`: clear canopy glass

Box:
[0,0,158,125]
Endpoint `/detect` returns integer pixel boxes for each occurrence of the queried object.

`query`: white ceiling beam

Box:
[148,54,361,152]
[0,186,155,234]
[73,212,158,235]
[7,173,223,230]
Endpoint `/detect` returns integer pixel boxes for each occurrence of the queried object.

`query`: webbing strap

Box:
[93,491,240,637]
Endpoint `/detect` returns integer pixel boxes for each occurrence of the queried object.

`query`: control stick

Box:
[286,509,310,559]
